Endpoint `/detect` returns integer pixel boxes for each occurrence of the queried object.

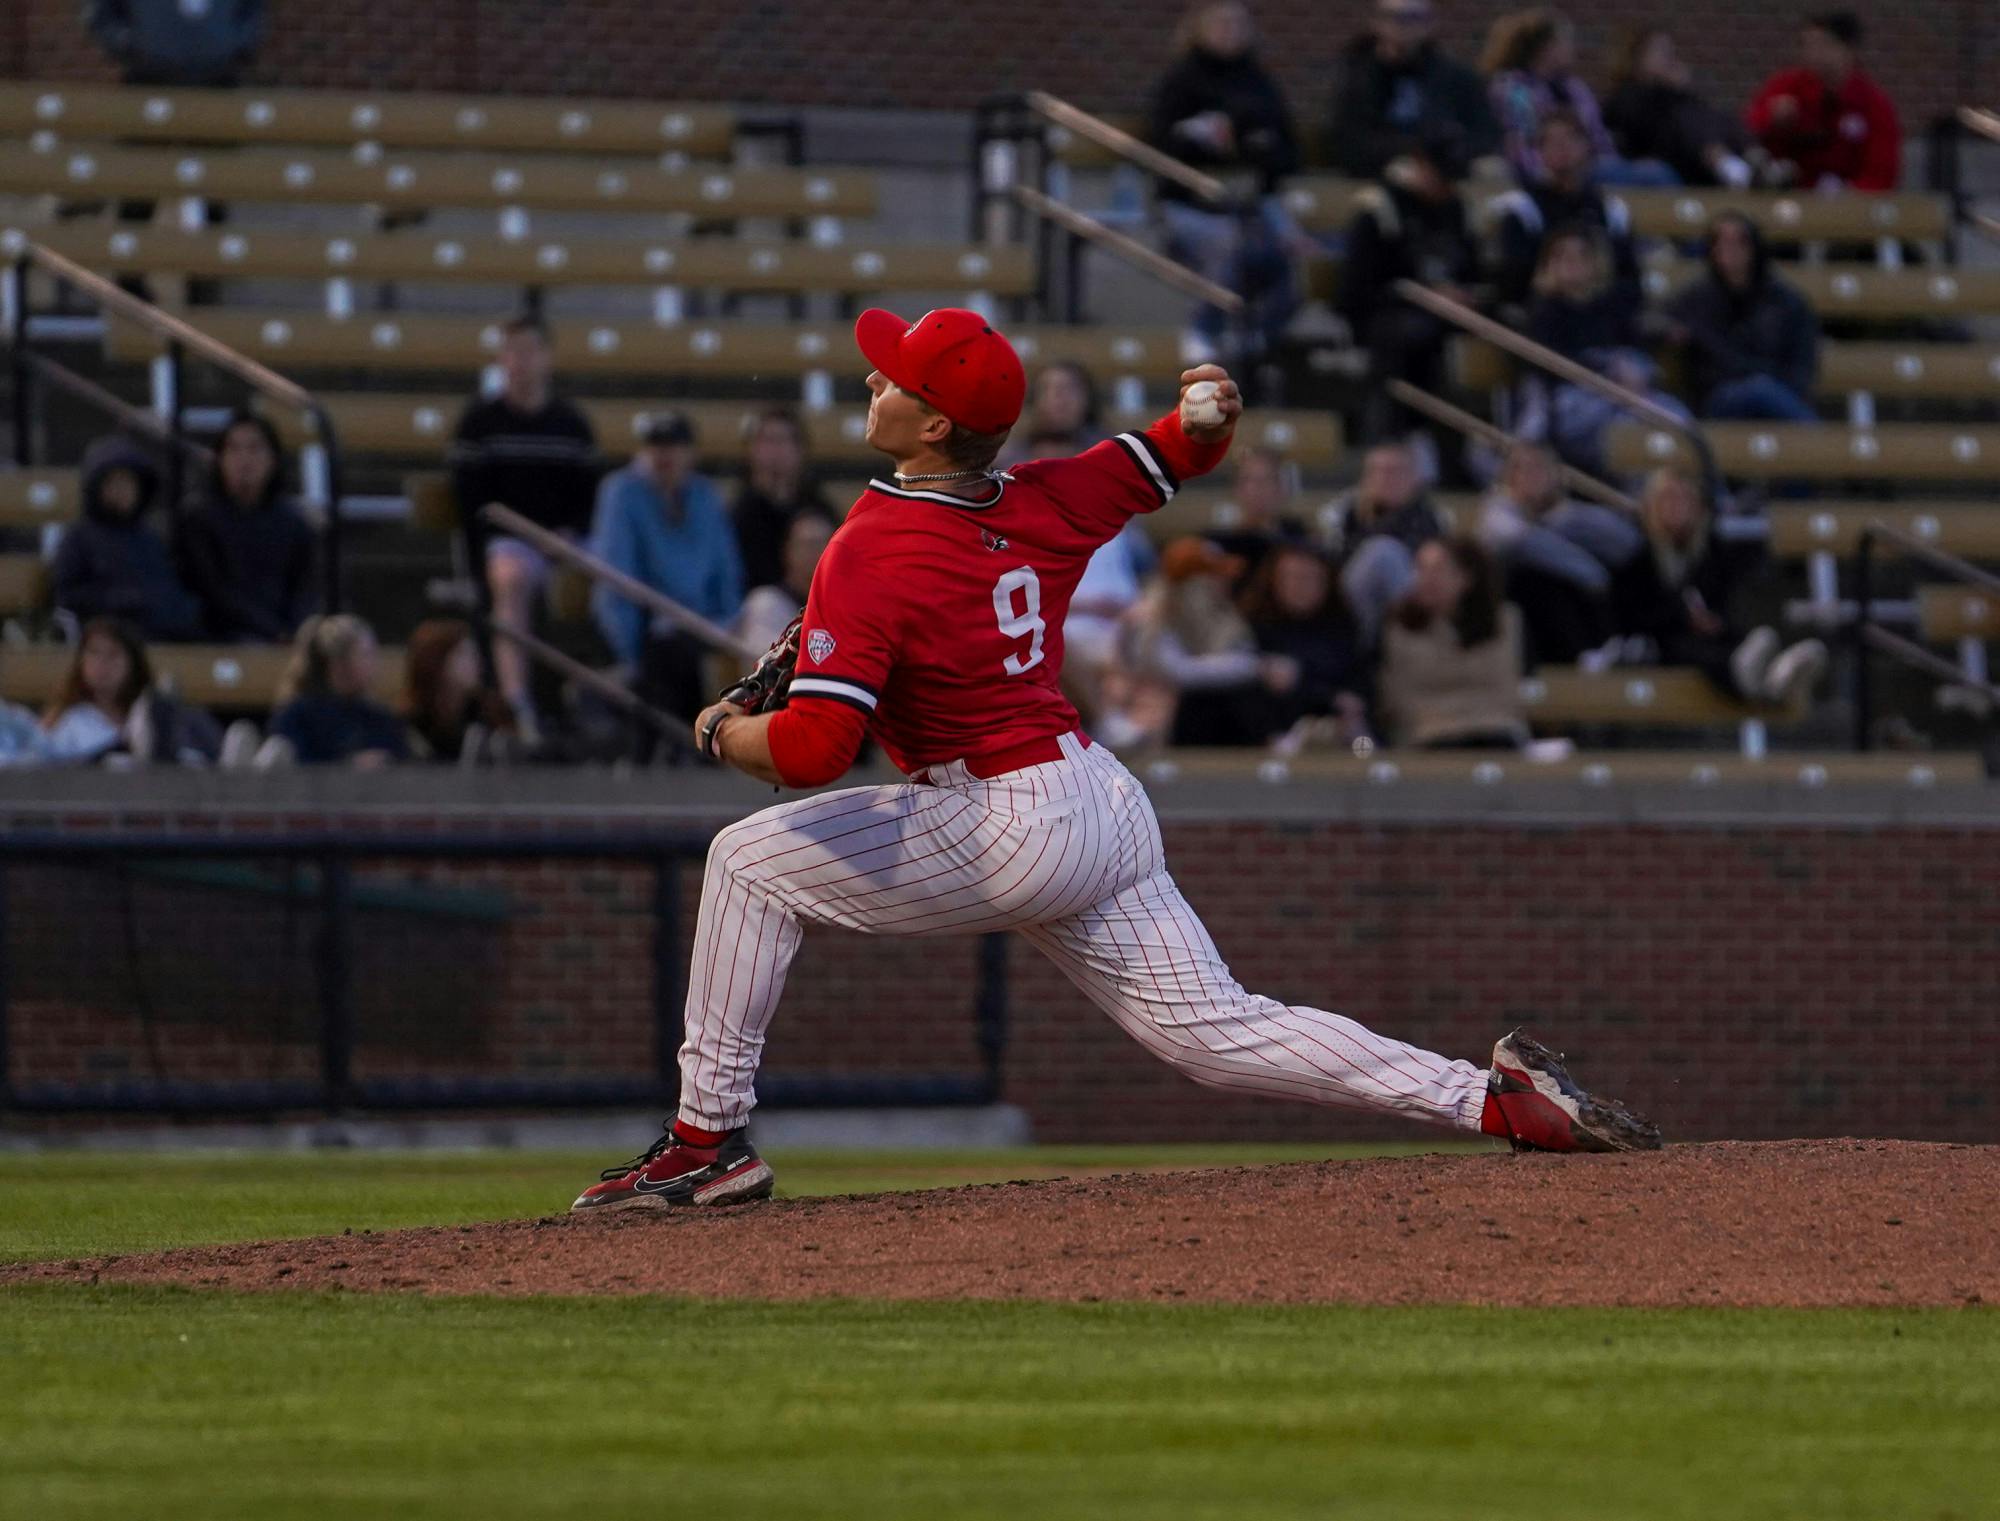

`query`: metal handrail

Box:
[1957,106,2000,145]
[1023,90,1231,206]
[1011,185,1244,314]
[1387,379,1637,513]
[1392,279,1725,502]
[1854,518,2000,750]
[5,239,347,614]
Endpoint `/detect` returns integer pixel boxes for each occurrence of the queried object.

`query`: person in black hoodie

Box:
[1147,2,1303,355]
[178,410,318,643]
[51,435,204,643]
[1488,110,1640,313]
[1339,136,1483,442]
[1327,0,1498,181]
[1239,539,1373,746]
[731,408,836,594]
[1602,28,1762,189]
[1664,213,1821,422]
[1524,225,1689,473]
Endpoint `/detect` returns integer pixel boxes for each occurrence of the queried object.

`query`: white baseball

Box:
[1181,379,1225,429]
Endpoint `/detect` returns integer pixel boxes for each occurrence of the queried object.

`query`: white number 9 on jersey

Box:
[991,566,1046,675]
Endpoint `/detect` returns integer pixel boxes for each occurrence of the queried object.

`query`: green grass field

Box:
[2,1146,1994,1521]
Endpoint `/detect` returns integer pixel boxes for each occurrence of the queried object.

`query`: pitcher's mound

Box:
[9,1140,1995,1308]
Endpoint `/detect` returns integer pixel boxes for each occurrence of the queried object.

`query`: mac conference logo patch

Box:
[806,628,836,664]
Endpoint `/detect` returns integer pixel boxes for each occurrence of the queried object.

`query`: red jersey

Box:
[1745,67,1900,191]
[780,412,1226,776]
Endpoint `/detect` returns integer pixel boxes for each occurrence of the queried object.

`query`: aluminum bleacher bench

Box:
[0,642,400,710]
[0,554,49,617]
[1607,422,2000,482]
[0,140,874,220]
[0,82,737,157]
[0,470,79,528]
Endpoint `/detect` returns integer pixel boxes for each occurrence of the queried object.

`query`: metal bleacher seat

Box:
[1916,584,2000,642]
[1766,502,2000,560]
[8,224,1019,298]
[0,140,873,221]
[0,469,79,528]
[0,553,49,617]
[104,312,1182,382]
[298,396,1343,468]
[1645,262,2000,320]
[1606,422,2000,482]
[0,642,400,711]
[1282,178,1952,247]
[1521,665,1806,731]
[0,82,736,157]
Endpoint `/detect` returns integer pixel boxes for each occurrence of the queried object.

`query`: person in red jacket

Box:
[1745,11,1901,190]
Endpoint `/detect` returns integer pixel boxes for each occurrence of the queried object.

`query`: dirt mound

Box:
[10,1141,1996,1308]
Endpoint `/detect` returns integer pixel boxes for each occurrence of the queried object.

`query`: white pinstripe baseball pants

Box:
[677,734,1490,1133]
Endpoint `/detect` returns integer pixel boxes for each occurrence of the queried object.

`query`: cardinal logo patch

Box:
[981,529,1010,552]
[806,628,836,664]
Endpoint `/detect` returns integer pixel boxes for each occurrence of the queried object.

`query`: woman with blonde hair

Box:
[1605,469,1826,703]
[269,614,409,766]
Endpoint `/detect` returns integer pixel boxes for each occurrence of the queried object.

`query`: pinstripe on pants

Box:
[677,734,1490,1132]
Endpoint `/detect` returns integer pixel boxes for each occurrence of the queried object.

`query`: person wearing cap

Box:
[1327,0,1498,181]
[568,304,1659,1216]
[588,410,742,724]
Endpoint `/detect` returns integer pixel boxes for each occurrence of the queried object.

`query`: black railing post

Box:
[316,855,354,1115]
[974,931,1008,1099]
[1854,527,1875,753]
[652,856,684,1101]
[163,337,186,513]
[1064,231,1084,324]
[8,258,31,467]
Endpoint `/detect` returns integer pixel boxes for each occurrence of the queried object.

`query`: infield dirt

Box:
[9,1140,1994,1308]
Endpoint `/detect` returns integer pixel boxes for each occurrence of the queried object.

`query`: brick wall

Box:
[3,805,1995,1143]
[7,1,1989,149]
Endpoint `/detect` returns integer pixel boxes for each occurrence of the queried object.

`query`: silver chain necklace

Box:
[893,467,995,484]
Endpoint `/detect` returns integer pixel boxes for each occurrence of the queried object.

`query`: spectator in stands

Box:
[1239,540,1373,746]
[1327,0,1499,181]
[1607,469,1827,702]
[1489,110,1640,311]
[401,617,518,765]
[737,509,836,655]
[1603,28,1763,189]
[1208,446,1307,579]
[997,363,1106,468]
[179,410,317,644]
[1326,440,1447,641]
[1064,520,1159,733]
[1524,225,1691,473]
[590,412,742,724]
[1378,534,1528,748]
[1665,213,1821,422]
[1746,12,1901,192]
[1339,136,1485,443]
[449,315,600,734]
[269,614,408,767]
[1119,536,1298,747]
[1147,1,1304,358]
[1477,437,1638,663]
[87,0,265,86]
[1481,8,1673,187]
[52,435,203,643]
[0,695,49,766]
[731,409,836,594]
[40,616,220,765]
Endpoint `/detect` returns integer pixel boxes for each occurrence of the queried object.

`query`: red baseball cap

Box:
[854,307,1026,436]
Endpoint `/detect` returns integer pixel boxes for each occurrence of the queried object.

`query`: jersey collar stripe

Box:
[1112,433,1176,506]
[789,675,879,711]
[866,477,1008,511]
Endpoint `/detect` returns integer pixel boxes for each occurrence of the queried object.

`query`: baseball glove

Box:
[719,614,802,714]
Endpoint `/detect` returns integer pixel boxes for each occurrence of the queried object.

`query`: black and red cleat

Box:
[1483,1029,1663,1153]
[571,1125,776,1213]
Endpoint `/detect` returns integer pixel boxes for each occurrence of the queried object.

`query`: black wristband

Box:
[699,710,732,761]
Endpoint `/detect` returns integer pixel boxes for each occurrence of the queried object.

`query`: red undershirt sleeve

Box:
[765,699,869,789]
